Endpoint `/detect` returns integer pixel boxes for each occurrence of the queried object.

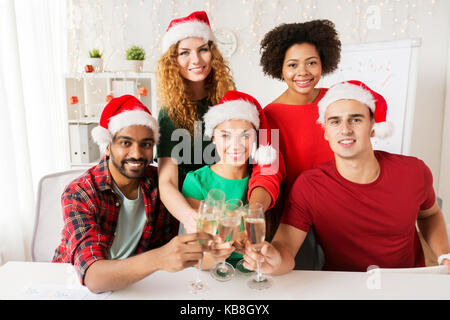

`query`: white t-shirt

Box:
[109,183,146,260]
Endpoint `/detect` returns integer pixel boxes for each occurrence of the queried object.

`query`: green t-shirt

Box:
[182,165,249,266]
[156,98,216,182]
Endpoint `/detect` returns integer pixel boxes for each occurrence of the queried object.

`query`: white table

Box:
[0,261,449,300]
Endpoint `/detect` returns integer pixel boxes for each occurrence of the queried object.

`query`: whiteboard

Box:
[318,39,420,155]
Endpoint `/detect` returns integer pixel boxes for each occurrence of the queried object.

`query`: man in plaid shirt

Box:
[53,95,215,293]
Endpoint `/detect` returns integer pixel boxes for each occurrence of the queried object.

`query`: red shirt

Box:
[281,151,435,271]
[249,88,334,206]
[53,157,179,283]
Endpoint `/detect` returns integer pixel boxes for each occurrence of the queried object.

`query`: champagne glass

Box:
[244,202,273,290]
[188,200,219,294]
[210,199,243,281]
[205,188,225,208]
[235,204,255,275]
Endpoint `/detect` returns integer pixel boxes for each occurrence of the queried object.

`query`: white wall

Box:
[68,0,450,223]
[439,16,450,224]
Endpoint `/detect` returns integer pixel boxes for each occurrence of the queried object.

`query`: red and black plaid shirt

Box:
[53,156,179,284]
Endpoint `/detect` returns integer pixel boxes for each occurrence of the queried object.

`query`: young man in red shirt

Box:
[53,95,222,293]
[243,80,450,273]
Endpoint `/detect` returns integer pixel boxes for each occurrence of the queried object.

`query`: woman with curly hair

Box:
[156,11,235,234]
[247,19,342,270]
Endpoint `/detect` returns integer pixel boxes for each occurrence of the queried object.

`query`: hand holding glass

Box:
[188,200,218,294]
[244,202,273,290]
[210,199,243,281]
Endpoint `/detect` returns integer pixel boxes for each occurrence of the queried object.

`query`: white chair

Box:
[31,169,85,262]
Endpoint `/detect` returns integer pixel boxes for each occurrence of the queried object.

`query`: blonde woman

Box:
[156,11,235,233]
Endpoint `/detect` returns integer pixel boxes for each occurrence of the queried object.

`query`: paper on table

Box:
[16,284,111,300]
[14,264,111,300]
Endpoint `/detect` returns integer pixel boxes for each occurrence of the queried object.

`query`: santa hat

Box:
[91,95,159,153]
[161,11,215,53]
[317,80,394,139]
[203,90,277,165]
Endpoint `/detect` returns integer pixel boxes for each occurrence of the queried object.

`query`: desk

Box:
[0,261,449,300]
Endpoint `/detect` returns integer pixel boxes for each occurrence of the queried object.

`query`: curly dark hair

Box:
[260,19,341,80]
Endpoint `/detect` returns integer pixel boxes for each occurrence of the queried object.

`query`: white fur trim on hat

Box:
[92,110,160,153]
[253,145,277,166]
[91,126,112,154]
[203,100,260,138]
[318,82,376,125]
[162,20,215,53]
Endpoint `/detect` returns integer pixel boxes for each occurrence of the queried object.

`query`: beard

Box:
[109,149,149,180]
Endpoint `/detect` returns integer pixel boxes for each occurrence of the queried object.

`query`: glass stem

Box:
[256,255,262,282]
[196,258,203,284]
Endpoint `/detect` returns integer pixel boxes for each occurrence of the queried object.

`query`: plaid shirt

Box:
[53,156,179,284]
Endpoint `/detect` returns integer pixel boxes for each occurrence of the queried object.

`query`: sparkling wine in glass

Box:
[234,204,254,275]
[245,202,273,290]
[210,199,243,281]
[189,200,218,294]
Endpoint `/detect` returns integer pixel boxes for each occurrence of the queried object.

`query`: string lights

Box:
[67,0,440,77]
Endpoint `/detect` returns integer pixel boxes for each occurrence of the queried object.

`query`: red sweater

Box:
[249,88,334,205]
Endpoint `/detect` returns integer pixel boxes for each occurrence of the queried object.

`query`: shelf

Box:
[64,71,157,169]
[64,72,155,79]
[68,118,100,124]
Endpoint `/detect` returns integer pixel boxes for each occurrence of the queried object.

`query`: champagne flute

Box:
[205,188,225,209]
[245,202,273,290]
[235,204,255,275]
[210,199,243,281]
[188,200,218,294]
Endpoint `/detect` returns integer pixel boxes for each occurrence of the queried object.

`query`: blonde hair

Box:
[156,41,235,135]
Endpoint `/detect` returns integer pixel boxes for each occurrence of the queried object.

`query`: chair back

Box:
[31,169,85,262]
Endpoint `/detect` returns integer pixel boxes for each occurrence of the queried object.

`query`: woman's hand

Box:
[183,207,198,234]
[200,236,235,270]
[210,236,235,262]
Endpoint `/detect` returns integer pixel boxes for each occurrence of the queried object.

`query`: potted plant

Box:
[125,45,145,72]
[87,49,103,72]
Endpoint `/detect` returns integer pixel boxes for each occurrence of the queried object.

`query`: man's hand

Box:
[158,232,213,272]
[242,241,282,274]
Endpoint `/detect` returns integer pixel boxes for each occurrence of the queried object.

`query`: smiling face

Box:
[281,42,322,99]
[176,37,212,83]
[106,125,155,181]
[212,120,257,166]
[324,99,375,161]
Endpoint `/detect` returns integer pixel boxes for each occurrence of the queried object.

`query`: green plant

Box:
[89,49,102,58]
[126,45,145,60]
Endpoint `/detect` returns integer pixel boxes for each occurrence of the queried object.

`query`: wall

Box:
[68,0,450,223]
[439,17,450,220]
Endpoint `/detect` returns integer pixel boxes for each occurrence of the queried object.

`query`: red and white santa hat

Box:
[317,80,394,139]
[161,11,215,53]
[91,95,159,153]
[203,90,277,165]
